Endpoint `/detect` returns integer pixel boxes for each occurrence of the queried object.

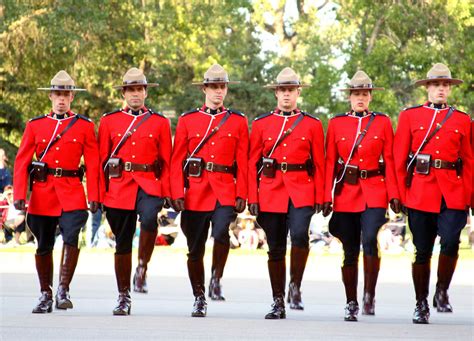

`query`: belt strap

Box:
[123,162,157,172]
[276,162,307,173]
[204,162,235,173]
[430,159,457,170]
[46,167,83,177]
[359,168,384,179]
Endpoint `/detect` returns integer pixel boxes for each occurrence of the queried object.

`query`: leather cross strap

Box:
[111,112,152,157]
[39,116,79,159]
[191,112,231,156]
[353,113,375,150]
[417,106,455,153]
[265,113,304,157]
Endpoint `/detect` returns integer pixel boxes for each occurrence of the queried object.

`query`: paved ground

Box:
[0,248,473,340]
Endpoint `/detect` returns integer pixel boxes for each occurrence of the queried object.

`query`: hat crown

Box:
[51,70,75,87]
[349,71,372,87]
[123,67,147,84]
[276,67,301,84]
[203,64,229,82]
[427,63,452,79]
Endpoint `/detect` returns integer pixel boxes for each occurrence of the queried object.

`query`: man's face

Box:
[122,85,147,110]
[426,81,451,104]
[49,90,74,114]
[203,83,227,107]
[275,86,300,111]
[349,90,372,112]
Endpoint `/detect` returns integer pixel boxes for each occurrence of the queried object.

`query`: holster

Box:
[78,165,85,182]
[343,164,359,185]
[153,160,162,179]
[405,153,415,187]
[107,157,123,178]
[261,157,276,178]
[29,161,48,188]
[305,159,315,176]
[185,157,204,177]
[415,153,431,175]
[334,160,344,195]
[455,158,462,177]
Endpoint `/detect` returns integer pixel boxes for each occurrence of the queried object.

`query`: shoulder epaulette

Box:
[228,109,245,117]
[103,109,121,117]
[75,114,92,122]
[331,113,348,119]
[302,112,320,120]
[181,108,200,117]
[29,114,47,122]
[454,108,468,116]
[403,105,422,111]
[372,112,388,117]
[148,108,165,117]
[254,111,273,121]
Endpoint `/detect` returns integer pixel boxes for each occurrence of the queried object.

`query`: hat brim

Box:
[264,83,310,89]
[37,87,86,91]
[113,83,159,89]
[414,78,463,86]
[339,86,384,91]
[191,81,240,86]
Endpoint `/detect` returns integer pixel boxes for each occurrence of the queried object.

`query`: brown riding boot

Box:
[209,241,230,301]
[265,259,286,319]
[287,246,309,310]
[55,244,80,310]
[32,253,54,314]
[412,263,431,324]
[362,255,380,315]
[342,264,359,322]
[113,253,132,316]
[188,259,207,317]
[433,254,458,313]
[133,229,157,293]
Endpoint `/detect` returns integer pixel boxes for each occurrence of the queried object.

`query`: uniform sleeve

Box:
[157,118,173,198]
[312,120,325,205]
[471,120,474,208]
[324,120,337,203]
[248,121,263,204]
[460,115,472,208]
[170,117,188,200]
[83,122,100,203]
[235,118,249,200]
[393,110,411,204]
[13,123,36,201]
[382,117,400,201]
[98,117,112,202]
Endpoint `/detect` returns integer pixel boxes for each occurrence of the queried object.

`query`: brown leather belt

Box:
[430,159,457,170]
[123,162,157,172]
[276,162,307,173]
[204,162,235,174]
[359,168,384,179]
[47,167,83,178]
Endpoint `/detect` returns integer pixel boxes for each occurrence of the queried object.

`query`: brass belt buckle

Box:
[433,159,442,169]
[54,168,63,177]
[206,162,214,172]
[124,162,132,172]
[360,169,367,179]
[281,162,288,173]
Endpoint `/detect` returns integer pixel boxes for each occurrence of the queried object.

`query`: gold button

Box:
[283,143,287,147]
[211,142,215,145]
[132,142,136,145]
[359,158,363,162]
[59,122,63,125]
[268,137,272,141]
[436,136,440,140]
[420,126,424,130]
[133,129,136,132]
[457,176,461,179]
[155,178,158,181]
[381,178,385,182]
[358,145,362,148]
[56,147,59,150]
[132,155,136,158]
[455,129,459,133]
[302,137,305,140]
[436,151,440,154]
[308,179,311,182]
[55,160,59,164]
[149,134,153,138]
[341,137,345,141]
[197,134,200,137]
[228,133,231,137]
[211,155,215,159]
[118,133,122,137]
[42,139,46,142]
[73,138,76,142]
[283,156,287,160]
[374,136,378,139]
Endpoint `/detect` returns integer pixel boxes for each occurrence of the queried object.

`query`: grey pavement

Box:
[0,248,473,340]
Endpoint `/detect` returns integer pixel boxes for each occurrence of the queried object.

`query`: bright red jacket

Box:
[393,103,472,213]
[324,111,399,212]
[248,109,325,213]
[170,106,249,211]
[13,112,100,216]
[98,107,172,210]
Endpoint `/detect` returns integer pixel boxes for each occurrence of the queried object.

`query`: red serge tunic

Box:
[170,106,249,211]
[393,103,472,213]
[98,107,172,210]
[324,111,399,212]
[248,109,325,213]
[14,112,100,216]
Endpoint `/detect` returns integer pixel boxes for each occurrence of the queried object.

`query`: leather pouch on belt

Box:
[262,157,276,178]
[30,161,48,182]
[107,157,123,178]
[343,164,358,185]
[186,157,203,177]
[153,160,162,178]
[415,153,431,175]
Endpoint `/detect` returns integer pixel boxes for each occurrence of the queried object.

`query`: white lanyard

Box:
[39,120,60,162]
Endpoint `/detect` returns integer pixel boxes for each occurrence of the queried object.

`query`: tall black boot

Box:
[287,246,309,310]
[342,264,359,322]
[113,253,132,316]
[265,259,286,319]
[209,241,230,301]
[56,244,80,309]
[433,254,457,313]
[133,229,157,293]
[362,255,380,315]
[188,259,207,317]
[412,263,431,324]
[32,253,54,314]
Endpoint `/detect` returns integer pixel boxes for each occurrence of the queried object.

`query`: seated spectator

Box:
[0,148,12,194]
[1,185,26,246]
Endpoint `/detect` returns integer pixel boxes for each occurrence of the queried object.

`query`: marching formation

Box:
[12,62,472,324]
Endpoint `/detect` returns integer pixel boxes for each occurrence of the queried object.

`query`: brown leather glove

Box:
[314,204,322,214]
[173,198,185,212]
[248,203,259,216]
[235,197,246,213]
[390,198,401,214]
[89,201,100,213]
[14,200,25,211]
[322,202,332,217]
[163,197,172,209]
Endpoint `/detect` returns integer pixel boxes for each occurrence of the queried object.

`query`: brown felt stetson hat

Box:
[113,67,159,89]
[414,63,463,86]
[264,67,309,89]
[339,71,384,91]
[38,70,86,91]
[192,64,240,86]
